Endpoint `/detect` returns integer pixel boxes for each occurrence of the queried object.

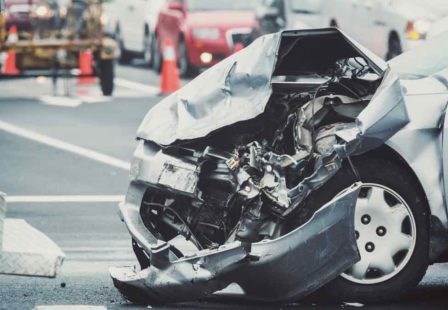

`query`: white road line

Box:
[0,120,130,171]
[115,77,160,96]
[63,246,130,252]
[6,195,125,203]
[39,95,83,107]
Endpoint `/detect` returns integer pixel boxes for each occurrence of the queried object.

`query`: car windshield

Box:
[187,0,260,11]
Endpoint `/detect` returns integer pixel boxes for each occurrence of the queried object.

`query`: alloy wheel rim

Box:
[341,183,417,285]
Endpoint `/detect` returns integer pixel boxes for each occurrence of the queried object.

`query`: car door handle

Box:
[129,5,135,11]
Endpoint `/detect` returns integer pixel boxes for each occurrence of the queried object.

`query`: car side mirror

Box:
[168,1,183,11]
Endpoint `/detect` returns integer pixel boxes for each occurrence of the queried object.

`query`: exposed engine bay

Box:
[112,29,410,304]
[140,72,377,249]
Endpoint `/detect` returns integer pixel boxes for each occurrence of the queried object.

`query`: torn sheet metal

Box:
[137,33,280,146]
[136,28,386,146]
[112,183,361,304]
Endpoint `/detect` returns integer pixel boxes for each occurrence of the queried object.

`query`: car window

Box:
[187,0,261,11]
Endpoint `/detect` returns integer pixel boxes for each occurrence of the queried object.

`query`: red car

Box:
[153,0,260,77]
[4,0,62,38]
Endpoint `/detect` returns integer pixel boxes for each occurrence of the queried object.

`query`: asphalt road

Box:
[1,61,448,310]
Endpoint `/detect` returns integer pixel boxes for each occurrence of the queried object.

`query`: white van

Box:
[102,0,166,65]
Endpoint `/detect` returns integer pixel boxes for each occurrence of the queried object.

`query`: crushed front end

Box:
[112,28,410,305]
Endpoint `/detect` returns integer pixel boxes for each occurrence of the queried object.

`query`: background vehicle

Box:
[154,0,261,77]
[0,0,117,96]
[257,0,323,34]
[103,0,166,65]
[4,0,63,39]
[321,0,448,59]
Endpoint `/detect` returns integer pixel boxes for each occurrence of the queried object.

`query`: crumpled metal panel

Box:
[136,29,386,146]
[385,74,448,228]
[137,33,280,146]
[232,183,361,302]
[112,183,361,304]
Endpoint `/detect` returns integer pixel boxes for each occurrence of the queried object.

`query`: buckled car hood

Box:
[136,28,387,146]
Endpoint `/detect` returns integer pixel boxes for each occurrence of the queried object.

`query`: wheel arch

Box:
[356,144,448,262]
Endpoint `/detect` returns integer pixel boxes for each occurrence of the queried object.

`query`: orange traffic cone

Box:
[77,49,96,84]
[160,39,180,95]
[1,25,20,75]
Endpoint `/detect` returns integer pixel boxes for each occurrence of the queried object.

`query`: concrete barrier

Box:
[0,192,65,277]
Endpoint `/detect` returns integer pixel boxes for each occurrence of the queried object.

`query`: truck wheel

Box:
[319,158,429,303]
[386,35,402,60]
[99,59,114,96]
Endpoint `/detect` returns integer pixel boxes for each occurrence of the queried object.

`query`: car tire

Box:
[386,35,402,60]
[152,35,162,73]
[317,157,429,303]
[178,39,196,78]
[143,31,153,68]
[99,59,114,96]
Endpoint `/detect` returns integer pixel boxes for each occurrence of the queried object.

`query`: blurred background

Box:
[1,1,448,309]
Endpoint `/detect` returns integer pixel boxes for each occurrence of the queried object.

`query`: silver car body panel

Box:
[111,183,361,304]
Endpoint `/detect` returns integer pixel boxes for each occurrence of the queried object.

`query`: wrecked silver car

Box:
[111,28,448,304]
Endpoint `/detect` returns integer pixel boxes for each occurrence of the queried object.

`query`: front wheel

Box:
[178,39,196,78]
[321,158,429,302]
[99,59,114,96]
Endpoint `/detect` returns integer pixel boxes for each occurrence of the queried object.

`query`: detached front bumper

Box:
[111,180,361,304]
